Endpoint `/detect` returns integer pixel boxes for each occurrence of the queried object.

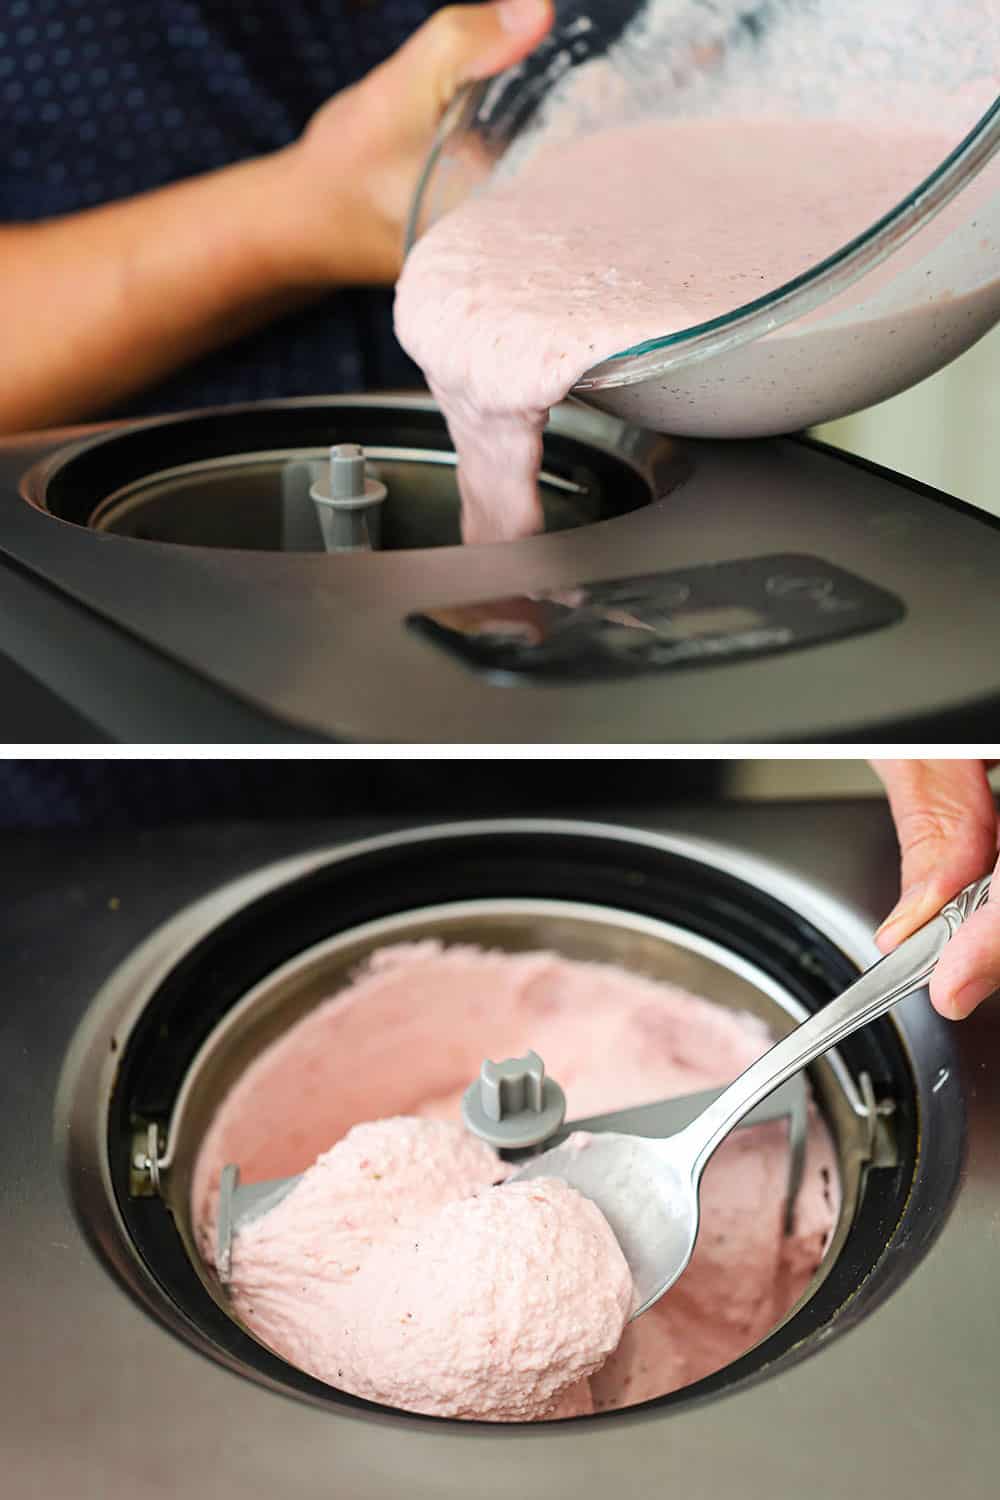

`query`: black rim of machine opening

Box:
[41,403,649,528]
[108,829,918,1427]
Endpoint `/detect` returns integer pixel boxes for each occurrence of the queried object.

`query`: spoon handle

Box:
[675,874,992,1183]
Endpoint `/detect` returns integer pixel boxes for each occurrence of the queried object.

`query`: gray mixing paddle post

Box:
[309,442,387,552]
[461,1050,568,1150]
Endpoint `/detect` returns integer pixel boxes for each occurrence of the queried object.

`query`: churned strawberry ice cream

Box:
[193,943,838,1420]
[219,1116,632,1420]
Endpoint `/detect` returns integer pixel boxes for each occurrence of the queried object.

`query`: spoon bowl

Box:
[510,1131,700,1318]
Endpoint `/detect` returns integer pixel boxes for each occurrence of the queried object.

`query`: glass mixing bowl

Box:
[405,0,1000,437]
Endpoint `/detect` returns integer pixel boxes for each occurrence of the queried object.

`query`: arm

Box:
[0,154,321,434]
[0,0,552,434]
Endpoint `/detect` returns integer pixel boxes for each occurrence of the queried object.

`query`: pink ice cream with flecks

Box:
[220,1117,631,1420]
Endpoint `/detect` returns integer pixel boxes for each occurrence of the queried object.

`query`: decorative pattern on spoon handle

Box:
[677,874,991,1182]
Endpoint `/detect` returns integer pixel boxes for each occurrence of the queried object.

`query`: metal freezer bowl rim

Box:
[56,819,930,1433]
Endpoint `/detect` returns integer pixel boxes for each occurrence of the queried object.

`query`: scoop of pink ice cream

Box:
[225,1118,630,1421]
[225,1116,507,1280]
[337,1176,632,1421]
[223,1118,507,1369]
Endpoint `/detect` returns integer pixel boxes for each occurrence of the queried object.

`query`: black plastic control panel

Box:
[410,554,905,681]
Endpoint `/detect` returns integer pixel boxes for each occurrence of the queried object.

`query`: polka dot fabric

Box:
[1,0,444,413]
[0,761,722,828]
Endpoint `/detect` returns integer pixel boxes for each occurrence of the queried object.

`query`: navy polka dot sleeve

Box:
[1,0,445,415]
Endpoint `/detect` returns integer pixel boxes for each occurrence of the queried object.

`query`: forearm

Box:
[0,2,554,435]
[0,144,370,434]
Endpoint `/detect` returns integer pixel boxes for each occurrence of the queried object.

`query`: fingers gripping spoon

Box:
[512,875,992,1321]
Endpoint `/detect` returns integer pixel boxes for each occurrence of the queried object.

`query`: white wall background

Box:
[722,760,1000,799]
[814,324,1000,516]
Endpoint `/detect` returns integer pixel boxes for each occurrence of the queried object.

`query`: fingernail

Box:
[945,976,998,1020]
[874,880,932,948]
[497,0,549,33]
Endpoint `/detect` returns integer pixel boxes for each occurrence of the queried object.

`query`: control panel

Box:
[410,554,905,681]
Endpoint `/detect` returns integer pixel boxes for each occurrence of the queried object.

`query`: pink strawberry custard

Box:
[394,116,983,543]
[192,943,838,1420]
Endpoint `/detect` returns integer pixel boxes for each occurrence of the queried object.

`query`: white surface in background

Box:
[723,759,1000,799]
[816,323,1000,516]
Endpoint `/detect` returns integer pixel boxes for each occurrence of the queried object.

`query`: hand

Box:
[872,759,1000,1018]
[288,0,554,285]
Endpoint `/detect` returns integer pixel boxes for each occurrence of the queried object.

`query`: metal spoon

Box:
[510,874,992,1321]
